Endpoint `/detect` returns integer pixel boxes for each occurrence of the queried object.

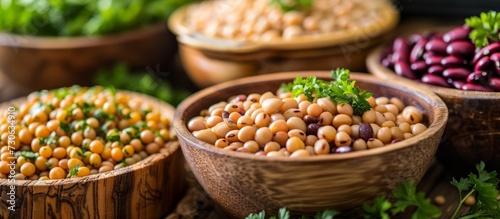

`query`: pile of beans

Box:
[188,90,427,158]
[0,86,172,180]
[184,0,390,41]
[380,25,500,91]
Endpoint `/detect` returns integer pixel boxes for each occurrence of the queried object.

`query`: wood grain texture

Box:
[0,91,187,219]
[367,45,500,171]
[174,72,448,218]
[0,23,177,92]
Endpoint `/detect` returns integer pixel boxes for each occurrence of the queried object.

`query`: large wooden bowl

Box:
[367,45,500,171]
[173,72,448,218]
[0,23,177,92]
[0,91,186,219]
[168,3,399,88]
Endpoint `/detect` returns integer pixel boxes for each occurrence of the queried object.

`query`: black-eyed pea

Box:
[374,105,387,113]
[286,117,307,133]
[223,145,241,152]
[306,103,323,117]
[351,124,360,138]
[270,120,289,134]
[283,108,303,120]
[262,98,283,114]
[390,97,405,112]
[286,136,305,153]
[318,111,333,126]
[317,126,337,142]
[237,115,254,128]
[215,139,229,148]
[208,101,226,114]
[187,116,207,132]
[383,112,396,122]
[238,126,256,142]
[399,122,412,133]
[337,103,353,116]
[390,127,404,140]
[229,112,242,123]
[255,151,267,157]
[337,124,352,136]
[317,98,337,114]
[266,151,284,158]
[255,127,273,146]
[272,131,289,147]
[280,98,298,113]
[243,100,254,111]
[294,94,308,103]
[352,115,362,125]
[305,135,318,146]
[334,131,351,146]
[403,133,414,140]
[279,148,290,157]
[314,139,330,155]
[366,96,376,108]
[264,141,281,153]
[385,104,399,116]
[377,127,392,144]
[211,108,224,117]
[193,129,217,144]
[353,139,367,151]
[255,112,271,127]
[245,108,257,117]
[247,93,261,103]
[206,116,223,128]
[283,25,303,39]
[332,114,352,128]
[250,102,262,109]
[305,146,315,155]
[370,124,380,138]
[290,149,310,158]
[375,97,389,105]
[362,109,377,123]
[288,129,307,141]
[259,91,275,105]
[367,138,384,149]
[411,123,427,135]
[381,120,396,128]
[298,101,312,116]
[225,130,240,142]
[211,123,231,138]
[243,141,260,153]
[224,103,241,114]
[271,113,286,122]
[375,111,386,126]
[402,106,423,124]
[250,108,265,120]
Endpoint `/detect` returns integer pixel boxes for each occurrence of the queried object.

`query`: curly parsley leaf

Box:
[465,11,500,48]
[20,151,37,162]
[362,195,392,219]
[69,164,81,177]
[270,0,312,12]
[391,180,441,219]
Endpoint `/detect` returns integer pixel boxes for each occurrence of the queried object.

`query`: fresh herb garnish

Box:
[69,164,81,177]
[281,68,372,115]
[45,162,52,168]
[39,131,58,145]
[20,151,37,162]
[60,121,71,133]
[270,0,312,12]
[450,161,500,219]
[106,133,121,142]
[465,11,500,48]
[246,207,338,219]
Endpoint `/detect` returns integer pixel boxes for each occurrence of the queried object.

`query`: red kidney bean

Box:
[473,42,500,63]
[410,61,428,72]
[442,26,471,43]
[489,77,500,91]
[410,39,428,63]
[381,58,393,68]
[462,83,493,92]
[441,55,467,68]
[442,67,471,80]
[335,146,353,153]
[359,123,373,142]
[391,51,409,63]
[466,71,490,85]
[446,41,475,57]
[422,51,435,60]
[425,38,448,55]
[428,65,444,75]
[394,61,417,79]
[421,74,451,87]
[393,37,410,52]
[408,34,424,44]
[425,55,445,66]
[452,80,466,89]
[474,56,492,71]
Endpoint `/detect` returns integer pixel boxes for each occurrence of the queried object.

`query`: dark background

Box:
[395,0,500,18]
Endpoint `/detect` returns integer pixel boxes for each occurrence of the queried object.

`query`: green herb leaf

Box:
[45,162,52,168]
[20,151,37,162]
[60,121,71,133]
[270,0,312,12]
[246,210,266,219]
[362,195,392,219]
[465,11,500,48]
[69,164,81,177]
[314,209,340,219]
[277,207,290,219]
[391,180,441,219]
[106,133,120,142]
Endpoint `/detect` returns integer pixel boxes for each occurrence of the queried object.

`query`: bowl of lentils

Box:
[173,69,448,218]
[366,11,500,170]
[168,0,399,88]
[0,86,185,218]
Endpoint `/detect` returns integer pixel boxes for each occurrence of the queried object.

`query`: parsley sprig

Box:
[246,207,339,219]
[281,69,372,115]
[465,11,500,48]
[451,161,500,219]
[270,0,312,12]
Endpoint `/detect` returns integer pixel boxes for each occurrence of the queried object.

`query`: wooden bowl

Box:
[0,23,177,92]
[173,72,448,218]
[168,3,399,88]
[0,91,186,219]
[367,45,500,170]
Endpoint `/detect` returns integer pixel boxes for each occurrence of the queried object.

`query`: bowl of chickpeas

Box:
[173,71,448,218]
[0,86,186,218]
[168,0,399,88]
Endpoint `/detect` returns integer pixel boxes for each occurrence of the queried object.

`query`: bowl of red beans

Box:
[366,11,500,171]
[173,70,448,218]
[168,0,399,88]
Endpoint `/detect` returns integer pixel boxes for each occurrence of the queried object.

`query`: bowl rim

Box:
[167,3,399,53]
[366,42,500,100]
[0,22,168,49]
[174,71,448,162]
[0,89,179,185]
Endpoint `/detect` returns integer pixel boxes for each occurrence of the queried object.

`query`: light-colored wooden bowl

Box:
[367,45,500,170]
[0,91,186,219]
[168,3,399,88]
[0,23,176,92]
[173,72,448,218]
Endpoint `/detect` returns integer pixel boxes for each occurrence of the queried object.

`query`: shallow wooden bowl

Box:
[367,45,500,170]
[168,3,399,88]
[174,72,448,218]
[0,91,186,219]
[0,23,176,92]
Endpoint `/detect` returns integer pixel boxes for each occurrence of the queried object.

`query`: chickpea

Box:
[353,139,367,151]
[145,143,160,155]
[49,167,66,180]
[286,136,305,153]
[20,162,36,177]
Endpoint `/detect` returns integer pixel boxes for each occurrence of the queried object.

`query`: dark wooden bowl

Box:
[367,45,500,171]
[0,91,186,219]
[0,23,177,92]
[173,72,448,218]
